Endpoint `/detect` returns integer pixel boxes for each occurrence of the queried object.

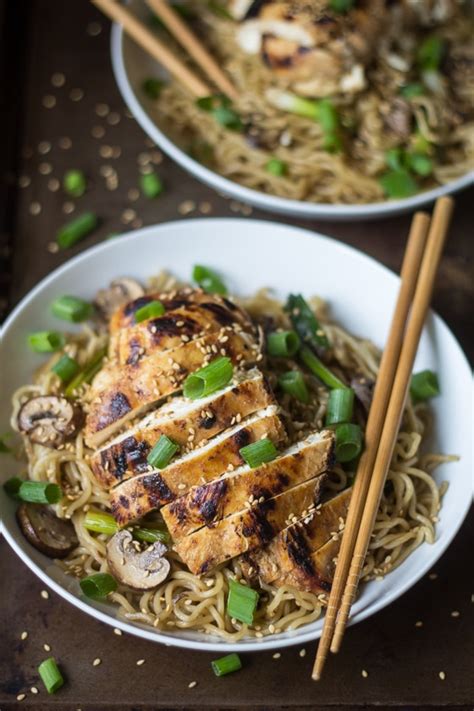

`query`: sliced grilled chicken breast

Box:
[91,368,275,489]
[174,475,326,575]
[163,429,335,540]
[110,406,286,524]
[84,330,259,448]
[275,536,340,595]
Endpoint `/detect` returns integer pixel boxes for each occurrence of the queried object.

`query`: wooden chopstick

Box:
[91,0,211,97]
[311,210,431,680]
[145,0,239,101]
[329,196,454,654]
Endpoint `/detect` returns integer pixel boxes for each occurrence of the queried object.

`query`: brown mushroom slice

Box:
[94,277,145,321]
[17,503,78,558]
[106,530,170,590]
[17,396,83,448]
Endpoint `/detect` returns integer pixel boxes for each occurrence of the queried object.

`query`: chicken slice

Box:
[174,475,326,575]
[91,368,275,489]
[110,406,286,524]
[162,429,335,540]
[84,329,259,448]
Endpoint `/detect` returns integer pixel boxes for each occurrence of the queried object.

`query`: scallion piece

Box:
[80,572,117,599]
[407,153,433,177]
[207,0,232,19]
[38,657,64,695]
[18,481,62,504]
[299,346,345,390]
[212,653,242,677]
[57,211,98,249]
[3,476,23,498]
[63,170,86,198]
[318,99,342,152]
[417,36,445,72]
[133,526,170,544]
[227,578,259,625]
[147,435,179,469]
[142,78,165,100]
[65,347,106,397]
[267,330,300,358]
[379,169,418,199]
[410,369,440,402]
[265,158,287,176]
[84,510,118,536]
[334,423,363,462]
[192,264,227,295]
[266,88,320,121]
[329,0,354,11]
[28,331,65,353]
[278,370,309,404]
[400,83,424,99]
[51,295,93,322]
[326,388,354,426]
[286,294,329,352]
[196,95,243,131]
[239,438,278,468]
[134,299,165,323]
[183,356,233,399]
[52,354,80,383]
[140,172,163,198]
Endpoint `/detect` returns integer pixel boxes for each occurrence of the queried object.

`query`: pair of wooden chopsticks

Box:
[312,196,454,680]
[91,0,238,100]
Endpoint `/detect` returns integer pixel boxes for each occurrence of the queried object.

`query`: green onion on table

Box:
[63,169,86,198]
[57,211,98,249]
[140,172,164,198]
[38,657,64,694]
[211,653,242,677]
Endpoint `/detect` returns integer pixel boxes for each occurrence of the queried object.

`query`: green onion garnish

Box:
[183,356,233,399]
[267,330,300,358]
[385,148,403,171]
[318,99,342,152]
[400,83,424,99]
[80,572,117,599]
[207,0,232,19]
[239,438,278,468]
[265,158,287,176]
[3,476,23,498]
[84,510,118,536]
[227,579,259,625]
[147,434,179,469]
[379,169,418,199]
[334,423,363,462]
[326,388,354,426]
[38,657,64,695]
[52,354,80,383]
[192,264,227,295]
[133,526,170,544]
[63,170,86,198]
[134,299,165,323]
[299,346,345,390]
[278,370,309,404]
[417,35,445,72]
[17,481,62,504]
[51,295,93,322]
[65,347,106,397]
[142,78,165,100]
[0,433,12,453]
[410,369,440,402]
[196,95,243,132]
[57,211,98,249]
[211,653,242,677]
[28,331,65,353]
[286,294,329,352]
[407,153,433,177]
[140,172,164,199]
[265,90,341,151]
[329,0,354,11]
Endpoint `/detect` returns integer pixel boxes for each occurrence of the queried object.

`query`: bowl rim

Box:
[1,217,472,652]
[111,22,474,221]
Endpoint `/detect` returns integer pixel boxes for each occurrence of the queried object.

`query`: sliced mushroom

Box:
[383,98,412,139]
[17,503,78,558]
[18,396,83,448]
[106,530,170,590]
[94,278,145,321]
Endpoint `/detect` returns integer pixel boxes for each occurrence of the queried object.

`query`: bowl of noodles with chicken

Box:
[1,218,471,652]
[111,0,474,219]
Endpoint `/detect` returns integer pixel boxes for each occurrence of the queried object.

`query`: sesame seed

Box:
[30,686,39,694]
[429,573,438,580]
[51,72,65,87]
[415,621,423,627]
[20,631,28,640]
[136,659,146,666]
[18,175,31,188]
[69,88,84,102]
[95,102,109,117]
[63,201,75,215]
[178,200,196,215]
[17,693,26,701]
[43,643,51,652]
[87,21,102,36]
[107,112,121,125]
[128,188,140,201]
[38,140,52,154]
[29,201,42,216]
[91,125,106,139]
[58,136,72,150]
[255,631,263,638]
[38,162,52,175]
[188,681,197,688]
[40,590,49,599]
[439,671,446,680]
[48,177,60,192]
[451,610,460,617]
[113,628,122,636]
[199,201,212,214]
[272,652,281,659]
[48,241,59,253]
[42,94,56,109]
[93,658,102,666]
[361,669,369,678]
[299,649,306,658]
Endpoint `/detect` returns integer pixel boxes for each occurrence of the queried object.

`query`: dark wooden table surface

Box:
[1,2,473,709]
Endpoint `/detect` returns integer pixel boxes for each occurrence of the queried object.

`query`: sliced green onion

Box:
[385,148,404,171]
[140,172,163,198]
[18,481,62,504]
[52,354,80,383]
[417,36,445,72]
[265,158,287,176]
[227,579,259,625]
[0,433,12,453]
[183,356,233,399]
[134,299,165,323]
[239,438,278,468]
[318,99,342,152]
[299,346,345,390]
[407,153,433,177]
[133,526,170,544]
[80,572,117,599]
[192,264,227,295]
[3,476,23,498]
[212,653,242,677]
[400,83,424,99]
[65,347,106,397]
[329,0,354,11]
[412,131,432,155]
[266,88,320,121]
[207,0,232,19]
[379,169,418,199]
[410,370,440,402]
[84,510,118,536]
[334,423,363,462]
[287,294,329,352]
[57,211,98,249]
[51,295,93,322]
[326,388,354,426]
[63,170,86,198]
[142,78,165,99]
[278,370,309,404]
[28,331,65,353]
[267,330,300,358]
[212,105,243,131]
[147,434,179,469]
[38,657,64,694]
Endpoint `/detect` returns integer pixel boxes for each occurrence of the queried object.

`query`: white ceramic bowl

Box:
[110,2,473,221]
[1,218,472,652]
